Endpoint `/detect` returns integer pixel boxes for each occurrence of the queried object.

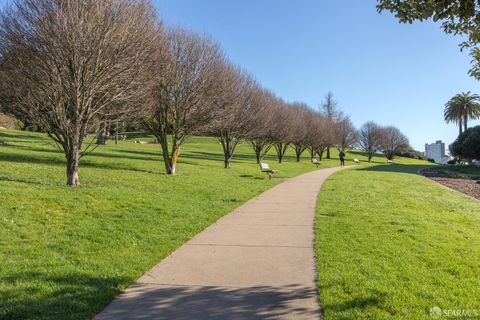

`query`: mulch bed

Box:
[420,168,480,200]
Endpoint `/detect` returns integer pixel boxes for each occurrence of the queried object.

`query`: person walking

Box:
[339,150,346,167]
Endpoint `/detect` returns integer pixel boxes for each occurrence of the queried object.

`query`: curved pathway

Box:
[95,166,346,320]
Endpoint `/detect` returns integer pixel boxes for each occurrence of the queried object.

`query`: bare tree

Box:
[271,101,293,163]
[358,121,382,162]
[247,89,277,164]
[305,112,332,161]
[320,92,343,159]
[144,28,225,175]
[334,116,357,152]
[0,0,159,186]
[378,126,409,160]
[289,103,312,162]
[207,64,259,168]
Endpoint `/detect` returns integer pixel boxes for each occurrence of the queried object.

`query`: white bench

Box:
[312,158,321,168]
[353,159,360,165]
[260,162,277,180]
[387,159,394,164]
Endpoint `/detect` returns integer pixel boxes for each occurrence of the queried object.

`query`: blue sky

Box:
[153,0,479,151]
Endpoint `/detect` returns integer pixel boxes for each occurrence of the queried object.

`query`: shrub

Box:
[449,126,480,161]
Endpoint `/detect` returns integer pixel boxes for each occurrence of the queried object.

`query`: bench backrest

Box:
[260,162,270,170]
[312,159,319,163]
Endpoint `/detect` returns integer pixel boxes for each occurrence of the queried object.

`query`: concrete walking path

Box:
[95,166,346,320]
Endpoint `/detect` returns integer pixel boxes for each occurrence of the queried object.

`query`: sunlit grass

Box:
[315,160,480,320]
[0,129,355,320]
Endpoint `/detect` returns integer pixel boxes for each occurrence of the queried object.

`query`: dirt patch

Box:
[420,168,480,200]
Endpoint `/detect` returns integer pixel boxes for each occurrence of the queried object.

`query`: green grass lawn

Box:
[315,158,480,319]
[0,129,355,320]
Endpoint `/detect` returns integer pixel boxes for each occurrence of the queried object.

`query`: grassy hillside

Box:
[315,160,480,319]
[0,129,352,320]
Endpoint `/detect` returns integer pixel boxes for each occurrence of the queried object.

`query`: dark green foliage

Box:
[395,149,427,160]
[449,126,480,160]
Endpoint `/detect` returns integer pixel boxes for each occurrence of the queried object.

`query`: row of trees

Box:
[0,0,410,186]
[358,122,409,162]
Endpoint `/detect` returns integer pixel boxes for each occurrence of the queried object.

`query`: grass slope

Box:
[315,158,480,320]
[0,129,353,320]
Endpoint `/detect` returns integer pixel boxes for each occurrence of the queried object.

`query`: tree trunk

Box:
[220,133,237,169]
[250,141,262,164]
[385,151,394,160]
[168,142,180,175]
[318,147,325,161]
[158,137,174,175]
[326,146,330,159]
[222,141,232,169]
[308,146,315,161]
[275,143,284,163]
[255,149,261,164]
[66,147,80,186]
[224,154,232,168]
[294,145,303,162]
[114,123,119,145]
[464,115,468,133]
[459,119,463,136]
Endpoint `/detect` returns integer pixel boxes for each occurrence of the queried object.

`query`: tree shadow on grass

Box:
[358,164,435,175]
[0,271,128,320]
[0,130,47,142]
[324,296,385,318]
[0,175,45,185]
[318,287,386,319]
[96,283,320,320]
[239,174,264,180]
[0,152,158,175]
[347,150,387,164]
[1,270,322,320]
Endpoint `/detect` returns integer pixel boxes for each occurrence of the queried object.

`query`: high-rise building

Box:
[425,140,445,163]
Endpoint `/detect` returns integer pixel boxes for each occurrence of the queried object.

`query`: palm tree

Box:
[444,92,480,135]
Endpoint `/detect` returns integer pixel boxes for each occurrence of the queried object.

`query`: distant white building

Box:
[425,140,446,163]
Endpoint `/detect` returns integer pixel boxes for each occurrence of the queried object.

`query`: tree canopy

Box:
[450,125,480,160]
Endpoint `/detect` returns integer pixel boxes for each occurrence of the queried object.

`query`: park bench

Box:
[387,159,394,164]
[312,158,321,168]
[260,162,277,180]
[354,159,360,165]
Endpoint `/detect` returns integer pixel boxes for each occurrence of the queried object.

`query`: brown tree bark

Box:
[274,143,289,163]
[318,146,326,161]
[219,133,239,169]
[66,145,80,186]
[293,144,305,162]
